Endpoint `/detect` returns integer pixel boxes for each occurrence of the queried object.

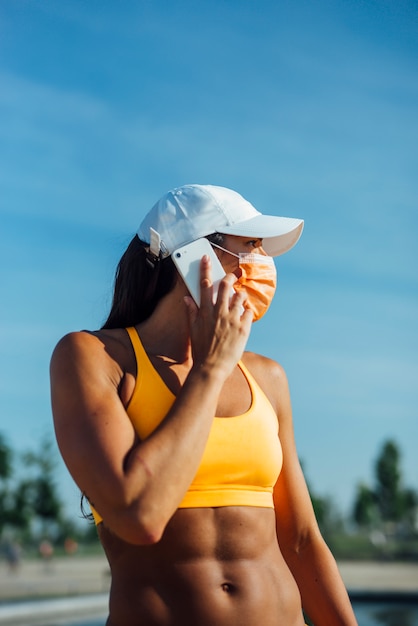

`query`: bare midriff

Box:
[99,507,305,626]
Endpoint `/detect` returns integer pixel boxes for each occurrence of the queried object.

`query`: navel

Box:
[221,582,236,594]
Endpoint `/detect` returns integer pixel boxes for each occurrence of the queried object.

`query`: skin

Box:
[50,236,358,626]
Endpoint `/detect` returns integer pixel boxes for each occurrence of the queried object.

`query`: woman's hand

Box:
[184,255,253,378]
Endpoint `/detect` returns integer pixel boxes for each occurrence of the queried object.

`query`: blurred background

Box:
[0,0,417,565]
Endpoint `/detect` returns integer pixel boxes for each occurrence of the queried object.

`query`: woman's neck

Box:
[136,283,192,363]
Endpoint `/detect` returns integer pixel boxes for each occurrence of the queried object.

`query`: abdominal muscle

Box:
[99,507,305,626]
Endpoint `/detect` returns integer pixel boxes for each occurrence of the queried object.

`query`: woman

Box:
[51,184,357,625]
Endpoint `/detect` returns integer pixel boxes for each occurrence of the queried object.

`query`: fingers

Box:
[240,305,254,330]
[217,271,237,294]
[198,255,251,323]
[199,255,215,308]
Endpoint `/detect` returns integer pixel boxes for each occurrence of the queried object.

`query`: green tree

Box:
[22,436,62,536]
[352,439,418,537]
[4,481,33,533]
[0,433,12,480]
[375,440,404,523]
[0,433,13,535]
[0,432,94,547]
[33,476,61,521]
[353,483,378,529]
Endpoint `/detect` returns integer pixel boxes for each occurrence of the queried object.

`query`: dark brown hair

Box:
[101,236,178,329]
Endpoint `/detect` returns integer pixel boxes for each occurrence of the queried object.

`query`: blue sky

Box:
[0,0,417,522]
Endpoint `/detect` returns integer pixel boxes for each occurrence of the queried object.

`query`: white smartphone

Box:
[172,238,226,306]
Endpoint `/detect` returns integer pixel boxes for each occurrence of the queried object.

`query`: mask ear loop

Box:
[210,242,273,264]
[210,241,239,259]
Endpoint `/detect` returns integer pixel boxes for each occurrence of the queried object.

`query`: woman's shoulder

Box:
[242,350,287,381]
[50,329,137,411]
[51,328,133,372]
[241,351,290,412]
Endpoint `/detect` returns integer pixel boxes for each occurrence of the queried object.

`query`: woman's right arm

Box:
[51,260,252,545]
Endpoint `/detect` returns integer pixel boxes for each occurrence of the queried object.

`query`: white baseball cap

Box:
[137,184,304,258]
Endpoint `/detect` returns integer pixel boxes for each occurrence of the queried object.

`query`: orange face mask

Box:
[211,244,277,321]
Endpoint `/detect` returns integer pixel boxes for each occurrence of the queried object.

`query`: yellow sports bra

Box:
[91,327,282,524]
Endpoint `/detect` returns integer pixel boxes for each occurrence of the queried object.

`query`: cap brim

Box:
[216,215,304,257]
